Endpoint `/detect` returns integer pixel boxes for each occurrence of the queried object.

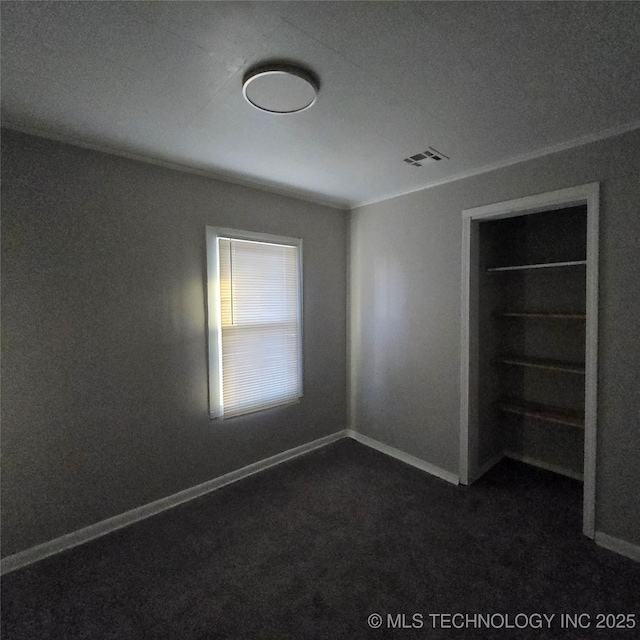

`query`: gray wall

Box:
[1,130,347,557]
[350,129,640,547]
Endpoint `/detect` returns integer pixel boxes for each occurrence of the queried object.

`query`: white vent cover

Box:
[403,146,449,167]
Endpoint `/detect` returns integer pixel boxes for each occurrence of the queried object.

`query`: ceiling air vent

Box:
[403,146,449,167]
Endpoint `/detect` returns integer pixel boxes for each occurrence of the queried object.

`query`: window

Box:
[206,228,302,418]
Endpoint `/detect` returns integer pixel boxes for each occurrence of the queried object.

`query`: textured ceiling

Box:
[2,1,640,209]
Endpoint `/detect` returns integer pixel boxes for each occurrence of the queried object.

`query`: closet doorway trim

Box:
[460,182,599,539]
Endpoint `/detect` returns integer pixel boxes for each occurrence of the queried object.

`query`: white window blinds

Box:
[207,230,302,419]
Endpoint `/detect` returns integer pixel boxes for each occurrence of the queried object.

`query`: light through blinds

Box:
[212,235,302,418]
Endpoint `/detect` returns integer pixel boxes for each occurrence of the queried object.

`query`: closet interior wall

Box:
[478,206,588,480]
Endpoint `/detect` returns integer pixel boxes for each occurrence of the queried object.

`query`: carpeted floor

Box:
[2,438,639,639]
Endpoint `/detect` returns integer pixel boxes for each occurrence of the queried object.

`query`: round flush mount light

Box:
[242,65,318,114]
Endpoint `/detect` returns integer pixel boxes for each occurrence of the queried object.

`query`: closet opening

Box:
[460,184,599,538]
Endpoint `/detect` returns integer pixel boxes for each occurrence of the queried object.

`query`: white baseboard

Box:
[595,532,640,564]
[503,451,584,482]
[1,430,348,575]
[471,452,505,482]
[346,429,459,485]
[10,429,635,576]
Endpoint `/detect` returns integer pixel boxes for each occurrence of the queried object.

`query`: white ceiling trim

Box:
[1,122,351,212]
[5,118,639,214]
[353,119,640,210]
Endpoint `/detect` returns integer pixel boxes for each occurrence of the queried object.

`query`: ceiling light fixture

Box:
[242,64,318,114]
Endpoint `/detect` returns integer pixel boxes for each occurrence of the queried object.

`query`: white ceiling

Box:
[2,1,640,209]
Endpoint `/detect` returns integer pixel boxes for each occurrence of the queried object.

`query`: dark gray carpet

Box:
[2,439,639,639]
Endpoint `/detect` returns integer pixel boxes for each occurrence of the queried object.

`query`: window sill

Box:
[209,398,301,421]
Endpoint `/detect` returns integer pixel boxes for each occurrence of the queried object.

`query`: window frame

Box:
[206,226,303,419]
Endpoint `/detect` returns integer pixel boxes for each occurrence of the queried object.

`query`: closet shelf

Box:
[498,356,585,375]
[498,397,584,429]
[499,312,586,320]
[486,260,587,272]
